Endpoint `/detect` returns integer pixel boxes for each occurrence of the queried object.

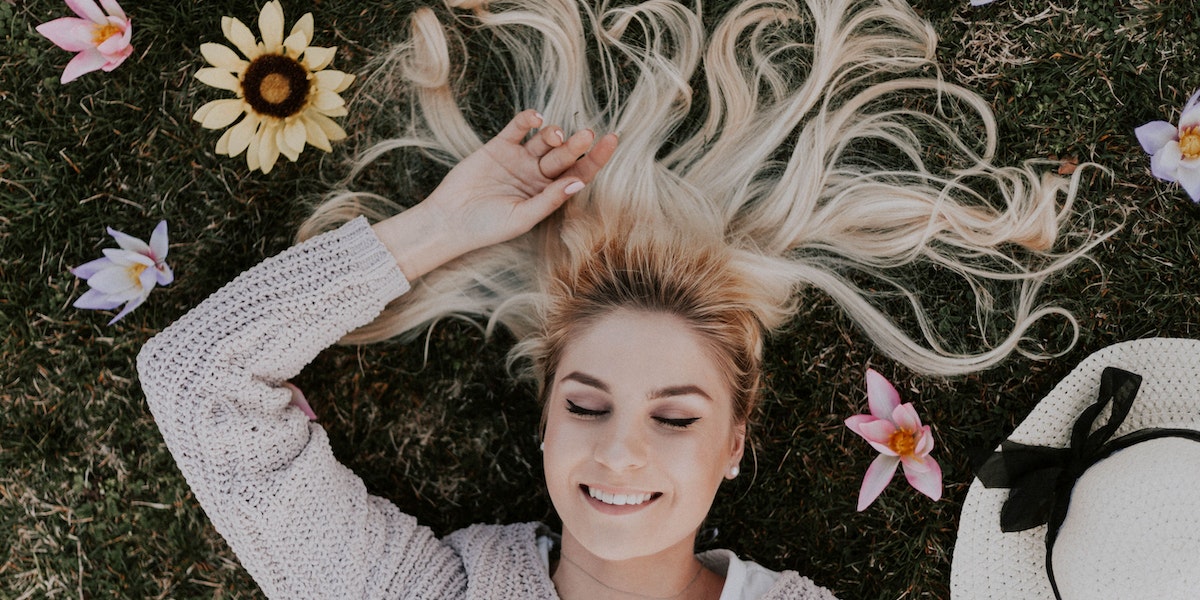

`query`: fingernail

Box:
[555,130,565,143]
[564,181,585,195]
[534,112,545,123]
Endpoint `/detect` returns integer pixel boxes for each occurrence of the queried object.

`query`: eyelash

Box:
[564,400,700,429]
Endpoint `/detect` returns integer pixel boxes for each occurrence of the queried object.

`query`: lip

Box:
[580,484,662,516]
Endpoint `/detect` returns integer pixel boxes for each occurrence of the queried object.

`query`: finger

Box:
[524,125,565,157]
[538,128,596,179]
[564,132,619,183]
[494,109,544,145]
[513,177,587,229]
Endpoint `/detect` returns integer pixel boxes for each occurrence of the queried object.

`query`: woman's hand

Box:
[373,110,619,280]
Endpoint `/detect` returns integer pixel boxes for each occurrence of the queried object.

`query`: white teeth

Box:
[587,487,654,506]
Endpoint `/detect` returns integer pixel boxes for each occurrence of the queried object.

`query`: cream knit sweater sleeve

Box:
[137,217,469,599]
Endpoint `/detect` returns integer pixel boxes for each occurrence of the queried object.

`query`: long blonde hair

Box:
[299,0,1111,376]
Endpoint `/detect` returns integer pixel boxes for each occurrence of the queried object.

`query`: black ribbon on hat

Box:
[974,366,1142,534]
[973,366,1200,599]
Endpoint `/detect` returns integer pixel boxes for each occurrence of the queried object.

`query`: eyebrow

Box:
[559,371,713,402]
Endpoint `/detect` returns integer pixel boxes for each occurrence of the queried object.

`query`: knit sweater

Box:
[137,217,838,599]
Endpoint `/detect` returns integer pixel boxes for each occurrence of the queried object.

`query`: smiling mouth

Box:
[582,485,663,507]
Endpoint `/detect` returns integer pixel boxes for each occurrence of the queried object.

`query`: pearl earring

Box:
[729,466,740,478]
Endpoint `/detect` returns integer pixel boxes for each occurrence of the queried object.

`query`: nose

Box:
[593,417,648,472]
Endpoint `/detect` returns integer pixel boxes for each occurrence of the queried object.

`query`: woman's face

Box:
[542,308,745,562]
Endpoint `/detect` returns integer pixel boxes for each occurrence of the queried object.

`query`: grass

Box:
[1,0,1197,597]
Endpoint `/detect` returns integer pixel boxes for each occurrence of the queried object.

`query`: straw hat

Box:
[951,338,1200,599]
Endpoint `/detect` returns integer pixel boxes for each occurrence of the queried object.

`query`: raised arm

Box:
[137,112,615,599]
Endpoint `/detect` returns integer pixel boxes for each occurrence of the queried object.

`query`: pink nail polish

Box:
[564,181,585,194]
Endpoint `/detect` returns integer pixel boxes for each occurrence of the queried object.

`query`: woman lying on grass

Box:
[138,0,1108,597]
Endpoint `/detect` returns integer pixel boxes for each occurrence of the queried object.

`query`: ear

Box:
[728,421,746,466]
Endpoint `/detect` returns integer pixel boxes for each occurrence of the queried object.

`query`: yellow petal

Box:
[308,112,347,142]
[195,68,242,92]
[222,16,260,60]
[215,127,233,155]
[317,105,348,118]
[303,46,336,71]
[282,31,308,58]
[258,1,285,54]
[195,99,247,129]
[334,72,355,94]
[200,43,246,72]
[246,133,261,171]
[301,114,332,152]
[314,70,349,93]
[278,119,306,161]
[291,13,314,48]
[312,90,345,112]
[259,128,281,173]
[226,113,260,157]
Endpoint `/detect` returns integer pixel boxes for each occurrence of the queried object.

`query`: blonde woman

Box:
[139,0,1107,597]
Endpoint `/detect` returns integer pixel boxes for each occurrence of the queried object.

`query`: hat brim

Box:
[951,337,1200,599]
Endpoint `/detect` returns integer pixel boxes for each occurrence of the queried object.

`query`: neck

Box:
[552,529,721,600]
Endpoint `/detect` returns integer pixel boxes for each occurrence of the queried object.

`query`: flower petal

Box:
[902,456,942,501]
[857,419,899,455]
[900,452,933,474]
[1177,163,1200,202]
[290,13,314,48]
[71,256,113,279]
[302,46,336,71]
[1135,121,1177,155]
[74,288,125,310]
[87,266,140,295]
[66,0,106,24]
[1151,142,1182,182]
[197,99,248,130]
[857,454,899,511]
[314,69,350,93]
[312,90,346,112]
[148,220,169,261]
[195,67,242,92]
[106,226,150,254]
[102,247,153,266]
[97,0,125,19]
[914,425,934,455]
[155,263,174,286]
[890,402,923,432]
[301,114,331,152]
[310,112,347,142]
[279,118,307,160]
[246,130,261,171]
[865,368,900,420]
[282,31,308,58]
[107,293,147,324]
[844,414,878,438]
[222,16,260,60]
[258,128,281,173]
[36,18,96,52]
[201,42,246,72]
[226,112,260,157]
[282,382,318,420]
[60,48,108,84]
[258,1,285,54]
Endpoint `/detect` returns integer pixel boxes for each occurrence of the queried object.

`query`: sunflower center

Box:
[888,429,917,456]
[126,263,148,287]
[241,54,310,119]
[1181,126,1200,160]
[93,23,122,45]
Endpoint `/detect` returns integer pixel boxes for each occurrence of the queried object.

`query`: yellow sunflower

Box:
[192,1,354,173]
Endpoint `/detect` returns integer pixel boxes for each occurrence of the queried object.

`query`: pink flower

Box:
[844,369,942,511]
[1135,89,1200,202]
[35,0,133,84]
[71,220,172,324]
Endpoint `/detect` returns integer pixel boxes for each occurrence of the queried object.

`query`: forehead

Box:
[555,309,732,404]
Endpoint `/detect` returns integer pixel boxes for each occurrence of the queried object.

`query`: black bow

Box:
[974,366,1142,534]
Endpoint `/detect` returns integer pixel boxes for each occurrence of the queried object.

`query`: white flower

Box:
[71,220,172,324]
[1136,89,1200,202]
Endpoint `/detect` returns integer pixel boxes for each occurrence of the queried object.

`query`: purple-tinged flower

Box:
[1136,89,1200,202]
[844,369,942,511]
[71,220,172,324]
[35,0,133,84]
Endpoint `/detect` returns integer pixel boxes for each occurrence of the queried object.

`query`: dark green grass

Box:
[2,0,1198,597]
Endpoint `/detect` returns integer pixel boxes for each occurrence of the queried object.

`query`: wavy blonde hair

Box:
[299,0,1110,377]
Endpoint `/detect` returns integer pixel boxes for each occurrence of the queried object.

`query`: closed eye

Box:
[655,416,700,429]
[565,399,607,418]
